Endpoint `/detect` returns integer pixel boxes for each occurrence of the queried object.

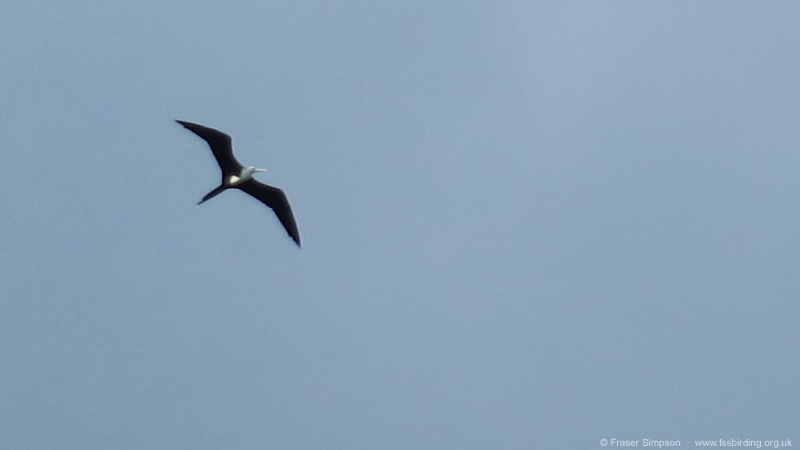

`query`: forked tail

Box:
[198,185,228,205]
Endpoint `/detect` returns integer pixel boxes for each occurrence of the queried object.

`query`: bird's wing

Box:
[175,120,243,175]
[237,180,301,247]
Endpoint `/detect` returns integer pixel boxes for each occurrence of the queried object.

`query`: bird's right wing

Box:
[237,180,302,247]
[175,120,243,175]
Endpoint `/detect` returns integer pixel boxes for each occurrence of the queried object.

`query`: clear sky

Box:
[1,1,798,448]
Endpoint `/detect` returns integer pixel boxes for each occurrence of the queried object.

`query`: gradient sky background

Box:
[2,1,799,448]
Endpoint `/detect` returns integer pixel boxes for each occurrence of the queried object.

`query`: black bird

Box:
[176,120,301,247]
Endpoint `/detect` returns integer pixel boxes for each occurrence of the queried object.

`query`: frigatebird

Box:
[176,120,301,247]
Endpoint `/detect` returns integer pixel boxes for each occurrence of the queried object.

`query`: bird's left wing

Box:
[237,180,301,247]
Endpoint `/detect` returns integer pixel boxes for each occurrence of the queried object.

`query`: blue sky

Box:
[1,1,798,448]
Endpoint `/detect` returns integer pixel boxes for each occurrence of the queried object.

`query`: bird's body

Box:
[176,120,301,247]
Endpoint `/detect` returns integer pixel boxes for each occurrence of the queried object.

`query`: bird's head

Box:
[242,166,266,179]
[245,166,266,175]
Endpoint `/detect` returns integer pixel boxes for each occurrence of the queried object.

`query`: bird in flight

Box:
[176,120,301,247]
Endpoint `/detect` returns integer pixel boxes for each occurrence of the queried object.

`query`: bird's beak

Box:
[255,168,266,173]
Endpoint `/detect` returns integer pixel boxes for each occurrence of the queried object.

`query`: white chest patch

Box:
[228,174,240,184]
